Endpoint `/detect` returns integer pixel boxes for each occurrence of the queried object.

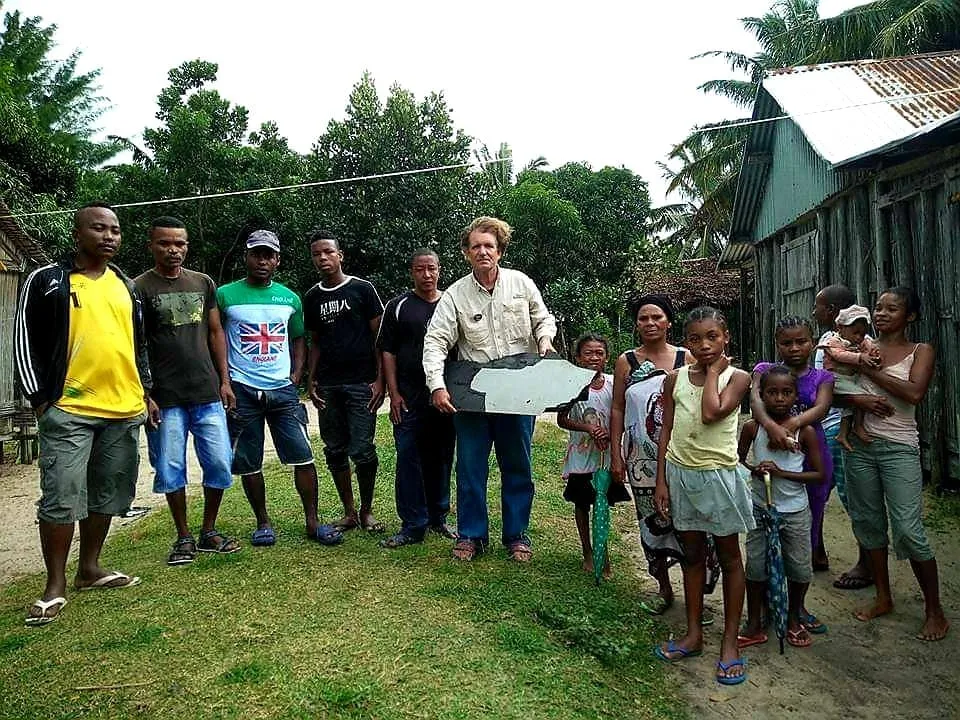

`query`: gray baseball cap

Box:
[247,229,280,253]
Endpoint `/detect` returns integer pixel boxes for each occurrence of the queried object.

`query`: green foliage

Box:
[484,160,654,355]
[307,72,479,298]
[0,2,113,249]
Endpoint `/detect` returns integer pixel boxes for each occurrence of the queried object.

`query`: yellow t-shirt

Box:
[56,268,146,419]
[666,365,739,469]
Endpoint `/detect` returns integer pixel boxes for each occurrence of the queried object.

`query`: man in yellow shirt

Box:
[15,202,151,626]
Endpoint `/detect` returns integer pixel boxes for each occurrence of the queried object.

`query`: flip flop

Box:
[833,573,873,590]
[786,628,813,648]
[25,597,67,626]
[654,640,703,662]
[308,524,343,546]
[737,631,768,649]
[639,595,673,616]
[802,613,828,634]
[716,657,747,685]
[75,572,141,592]
[251,527,276,547]
[332,515,360,532]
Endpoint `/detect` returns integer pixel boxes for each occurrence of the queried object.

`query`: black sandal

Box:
[167,536,197,566]
[198,529,241,554]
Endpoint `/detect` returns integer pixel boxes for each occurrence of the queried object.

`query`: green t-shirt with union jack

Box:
[216,279,305,390]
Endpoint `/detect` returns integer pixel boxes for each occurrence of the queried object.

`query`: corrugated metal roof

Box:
[717,239,753,269]
[764,51,960,167]
[0,200,50,268]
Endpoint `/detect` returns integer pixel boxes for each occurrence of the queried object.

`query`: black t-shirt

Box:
[377,290,447,408]
[134,268,221,408]
[304,276,384,385]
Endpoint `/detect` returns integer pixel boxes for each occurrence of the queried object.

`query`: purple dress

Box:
[753,362,834,551]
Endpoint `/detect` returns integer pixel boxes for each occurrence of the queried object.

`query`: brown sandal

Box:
[507,539,533,563]
[452,538,479,561]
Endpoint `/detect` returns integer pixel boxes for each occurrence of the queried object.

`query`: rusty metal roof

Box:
[764,51,960,166]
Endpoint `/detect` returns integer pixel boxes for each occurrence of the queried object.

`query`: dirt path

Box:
[642,497,959,719]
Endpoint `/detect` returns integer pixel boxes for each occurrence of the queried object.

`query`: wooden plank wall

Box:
[0,271,19,410]
[752,151,960,488]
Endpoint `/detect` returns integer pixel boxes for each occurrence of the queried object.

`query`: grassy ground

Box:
[0,419,682,720]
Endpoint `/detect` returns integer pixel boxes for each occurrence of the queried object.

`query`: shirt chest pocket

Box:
[458,308,491,346]
[502,299,531,343]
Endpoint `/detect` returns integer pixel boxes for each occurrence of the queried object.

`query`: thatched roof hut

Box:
[631,257,743,311]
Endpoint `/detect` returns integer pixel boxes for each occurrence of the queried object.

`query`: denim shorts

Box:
[228,382,314,475]
[147,401,233,493]
[37,406,146,523]
[745,505,813,583]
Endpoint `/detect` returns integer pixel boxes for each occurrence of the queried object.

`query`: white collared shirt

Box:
[422,266,557,392]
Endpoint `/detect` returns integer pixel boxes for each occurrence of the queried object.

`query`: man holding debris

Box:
[422,216,557,563]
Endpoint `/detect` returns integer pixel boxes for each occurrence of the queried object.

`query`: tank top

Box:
[749,425,808,512]
[860,345,920,448]
[666,365,738,469]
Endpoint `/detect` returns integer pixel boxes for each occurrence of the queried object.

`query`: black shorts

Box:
[563,472,631,511]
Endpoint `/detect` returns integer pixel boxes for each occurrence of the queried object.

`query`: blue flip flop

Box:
[716,657,747,686]
[802,613,829,634]
[251,527,276,547]
[654,640,703,662]
[309,524,343,546]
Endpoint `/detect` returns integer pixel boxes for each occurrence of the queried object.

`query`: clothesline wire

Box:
[687,84,960,134]
[1,156,513,220]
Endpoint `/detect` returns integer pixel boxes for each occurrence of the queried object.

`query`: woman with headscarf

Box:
[610,295,702,614]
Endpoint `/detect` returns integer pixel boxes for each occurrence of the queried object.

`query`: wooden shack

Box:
[0,200,50,461]
[721,51,960,489]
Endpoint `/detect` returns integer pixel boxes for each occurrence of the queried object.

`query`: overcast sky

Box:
[12,0,858,205]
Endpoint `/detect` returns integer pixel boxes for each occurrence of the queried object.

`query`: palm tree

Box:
[657,0,960,253]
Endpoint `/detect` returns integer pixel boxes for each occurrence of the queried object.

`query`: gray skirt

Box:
[666,460,756,537]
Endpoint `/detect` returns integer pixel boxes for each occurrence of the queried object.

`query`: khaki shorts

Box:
[37,406,145,524]
[745,505,813,583]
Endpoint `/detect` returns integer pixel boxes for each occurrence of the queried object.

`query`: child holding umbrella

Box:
[737,366,825,649]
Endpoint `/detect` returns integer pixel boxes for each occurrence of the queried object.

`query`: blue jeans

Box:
[394,404,455,537]
[453,412,535,546]
[147,401,233,493]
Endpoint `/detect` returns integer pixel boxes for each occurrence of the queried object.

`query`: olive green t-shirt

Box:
[134,268,221,408]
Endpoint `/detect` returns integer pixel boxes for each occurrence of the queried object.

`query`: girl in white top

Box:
[738,366,825,650]
[558,334,628,577]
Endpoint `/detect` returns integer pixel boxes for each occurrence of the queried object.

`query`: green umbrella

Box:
[591,467,612,586]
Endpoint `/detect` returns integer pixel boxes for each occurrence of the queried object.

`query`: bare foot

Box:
[581,558,594,574]
[917,611,950,641]
[838,430,854,453]
[359,512,385,532]
[853,424,873,445]
[854,600,893,622]
[333,514,359,531]
[602,563,612,580]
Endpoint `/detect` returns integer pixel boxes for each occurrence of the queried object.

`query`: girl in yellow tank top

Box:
[652,307,754,687]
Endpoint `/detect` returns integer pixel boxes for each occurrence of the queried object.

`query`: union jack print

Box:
[239,322,286,355]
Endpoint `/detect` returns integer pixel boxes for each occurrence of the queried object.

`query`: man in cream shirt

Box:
[423,216,556,563]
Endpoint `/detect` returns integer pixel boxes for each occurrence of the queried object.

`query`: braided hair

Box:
[684,306,727,333]
[774,315,814,341]
[759,364,796,392]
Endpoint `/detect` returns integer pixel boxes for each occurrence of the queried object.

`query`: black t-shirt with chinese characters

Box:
[304,276,384,385]
[134,268,221,408]
[378,290,448,408]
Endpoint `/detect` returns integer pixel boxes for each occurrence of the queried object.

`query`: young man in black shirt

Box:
[377,249,456,547]
[304,230,385,532]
